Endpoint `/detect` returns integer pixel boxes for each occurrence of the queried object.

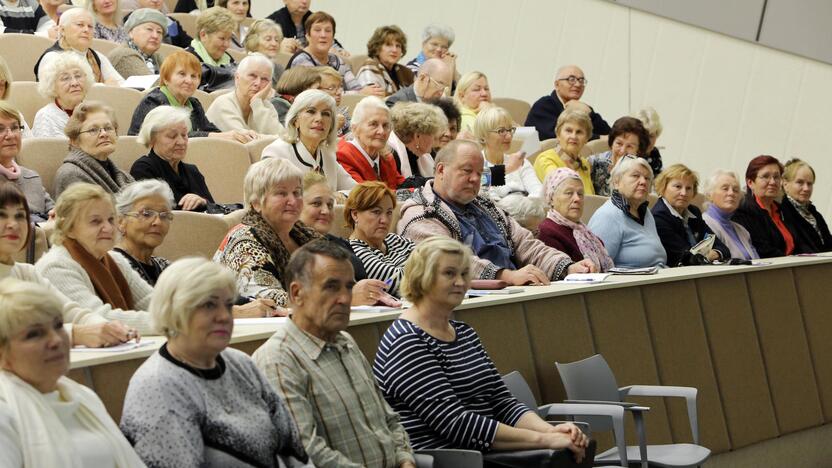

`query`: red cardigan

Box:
[336,139,405,190]
[537,218,584,262]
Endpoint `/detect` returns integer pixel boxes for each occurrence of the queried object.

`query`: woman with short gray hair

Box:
[32,52,95,138]
[405,23,457,77]
[336,96,404,189]
[206,53,282,136]
[701,170,759,260]
[130,106,215,211]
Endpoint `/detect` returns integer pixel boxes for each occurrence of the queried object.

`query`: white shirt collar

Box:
[662,197,697,222]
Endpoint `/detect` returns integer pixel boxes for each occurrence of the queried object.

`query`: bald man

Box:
[385,58,451,107]
[524,65,610,141]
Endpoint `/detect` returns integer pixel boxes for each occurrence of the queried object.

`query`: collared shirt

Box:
[349,140,380,176]
[661,198,698,247]
[252,319,415,468]
[439,194,516,271]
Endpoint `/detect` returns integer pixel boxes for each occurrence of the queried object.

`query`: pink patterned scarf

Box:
[0,160,21,181]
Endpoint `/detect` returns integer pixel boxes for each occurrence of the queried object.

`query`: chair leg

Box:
[631,412,649,468]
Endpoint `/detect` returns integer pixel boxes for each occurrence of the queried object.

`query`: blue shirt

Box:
[588,199,667,268]
[441,195,516,271]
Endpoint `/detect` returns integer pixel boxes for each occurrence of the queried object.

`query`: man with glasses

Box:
[525,65,610,141]
[385,58,451,107]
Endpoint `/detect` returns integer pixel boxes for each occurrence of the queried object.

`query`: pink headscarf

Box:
[543,168,614,271]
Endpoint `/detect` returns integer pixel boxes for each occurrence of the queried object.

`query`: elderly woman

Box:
[129,51,255,142]
[130,107,215,211]
[124,0,192,48]
[214,157,320,307]
[374,237,590,462]
[0,279,146,467]
[390,101,447,179]
[587,116,650,196]
[336,96,404,189]
[315,66,350,136]
[474,106,542,199]
[217,0,249,50]
[206,53,283,136]
[87,0,128,42]
[34,7,125,86]
[286,12,378,95]
[433,97,461,153]
[35,183,155,334]
[120,258,309,467]
[108,8,167,78]
[346,181,414,298]
[0,103,53,222]
[732,155,796,258]
[651,164,730,266]
[54,101,134,198]
[0,0,43,34]
[780,159,832,253]
[455,71,491,132]
[186,6,237,92]
[356,25,414,96]
[405,23,458,81]
[261,89,355,193]
[534,108,594,195]
[270,66,322,122]
[243,19,291,85]
[588,156,666,268]
[701,170,759,260]
[32,52,94,138]
[538,168,613,271]
[632,106,663,175]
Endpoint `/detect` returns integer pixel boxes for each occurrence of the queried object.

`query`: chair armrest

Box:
[619,385,700,444]
[416,449,483,468]
[541,403,628,466]
[544,419,592,433]
[564,399,650,411]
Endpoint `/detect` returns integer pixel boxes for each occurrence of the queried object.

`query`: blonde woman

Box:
[454,71,491,132]
[533,108,594,195]
[473,106,541,199]
[86,0,128,42]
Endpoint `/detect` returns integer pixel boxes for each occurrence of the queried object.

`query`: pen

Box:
[384,278,393,289]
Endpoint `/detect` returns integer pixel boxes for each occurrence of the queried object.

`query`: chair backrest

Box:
[109,136,148,172]
[647,192,659,208]
[581,194,608,224]
[0,34,55,81]
[556,354,622,434]
[340,94,365,116]
[191,88,213,109]
[347,54,368,75]
[18,137,70,198]
[7,81,51,126]
[13,225,49,264]
[157,42,184,60]
[492,97,531,125]
[502,371,542,418]
[583,137,610,157]
[90,38,120,56]
[226,48,246,63]
[155,210,229,260]
[244,136,277,163]
[185,138,250,203]
[539,138,557,153]
[85,85,145,135]
[274,52,292,68]
[169,13,198,38]
[163,0,177,14]
[223,208,245,228]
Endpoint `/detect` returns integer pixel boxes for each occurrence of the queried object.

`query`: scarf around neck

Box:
[546,208,614,272]
[705,204,754,260]
[0,159,21,180]
[242,209,320,286]
[64,238,134,310]
[64,147,133,194]
[787,195,821,239]
[190,38,230,67]
[611,190,648,225]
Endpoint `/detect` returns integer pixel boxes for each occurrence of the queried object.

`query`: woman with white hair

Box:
[86,0,128,42]
[120,258,309,467]
[32,52,94,138]
[474,105,541,199]
[405,23,458,81]
[455,71,491,132]
[261,89,355,194]
[214,157,321,307]
[701,170,759,260]
[131,106,215,211]
[389,101,447,180]
[632,106,663,175]
[108,8,168,78]
[206,53,283,136]
[336,96,404,189]
[0,279,146,468]
[243,19,292,85]
[34,7,125,86]
[587,156,666,268]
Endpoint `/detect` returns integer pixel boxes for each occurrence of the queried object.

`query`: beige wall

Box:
[253,0,832,218]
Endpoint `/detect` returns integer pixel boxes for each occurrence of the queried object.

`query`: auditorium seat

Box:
[341,94,365,116]
[86,85,145,135]
[245,136,277,163]
[581,194,608,223]
[185,138,250,203]
[157,42,184,60]
[17,137,68,198]
[169,13,198,38]
[191,88,213,109]
[492,97,531,125]
[163,0,177,13]
[347,54,368,75]
[583,137,610,157]
[7,81,50,125]
[109,136,148,171]
[226,48,246,63]
[0,34,54,81]
[526,138,557,165]
[90,38,120,56]
[154,210,229,260]
[223,208,245,228]
[13,225,50,265]
[274,52,292,68]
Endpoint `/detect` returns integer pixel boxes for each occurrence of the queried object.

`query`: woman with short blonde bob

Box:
[701,170,759,260]
[474,106,541,199]
[455,71,491,132]
[120,257,309,467]
[374,237,591,462]
[35,183,155,334]
[0,279,146,467]
[243,19,292,85]
[780,159,832,253]
[33,52,95,138]
[534,108,594,195]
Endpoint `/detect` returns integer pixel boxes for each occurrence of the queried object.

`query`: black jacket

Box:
[128,87,221,137]
[524,91,610,141]
[651,199,730,266]
[130,150,214,210]
[732,192,795,258]
[780,197,832,253]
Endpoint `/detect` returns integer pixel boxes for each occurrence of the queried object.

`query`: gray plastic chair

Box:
[555,354,711,468]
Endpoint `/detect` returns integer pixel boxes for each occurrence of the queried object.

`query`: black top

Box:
[173,0,213,13]
[265,7,343,49]
[130,150,214,210]
[651,199,730,266]
[732,191,796,258]
[524,91,610,141]
[780,197,832,254]
[0,2,45,34]
[128,87,221,137]
[113,247,170,285]
[184,47,236,93]
[323,233,367,281]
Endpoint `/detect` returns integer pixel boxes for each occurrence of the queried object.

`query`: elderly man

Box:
[252,240,418,468]
[525,65,610,141]
[108,8,167,78]
[398,139,597,285]
[385,58,451,107]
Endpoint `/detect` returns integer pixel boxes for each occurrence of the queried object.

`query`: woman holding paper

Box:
[533,107,594,195]
[473,106,541,199]
[701,170,759,260]
[538,168,613,271]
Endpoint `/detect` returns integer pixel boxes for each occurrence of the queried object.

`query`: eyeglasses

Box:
[79,126,116,136]
[318,85,341,93]
[124,209,174,223]
[58,72,85,84]
[557,75,588,86]
[490,127,517,137]
[757,174,782,182]
[0,125,21,136]
[427,75,448,90]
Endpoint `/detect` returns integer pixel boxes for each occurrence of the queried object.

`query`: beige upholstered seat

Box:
[341,94,365,116]
[223,208,245,228]
[245,136,277,163]
[86,86,145,136]
[109,136,148,173]
[226,48,246,63]
[185,138,250,203]
[581,194,609,224]
[157,42,184,60]
[155,210,229,260]
[526,138,558,166]
[492,97,532,125]
[90,38,120,56]
[583,137,610,157]
[17,137,70,198]
[274,52,292,68]
[13,225,50,265]
[191,88,213,109]
[0,34,55,81]
[168,13,198,39]
[7,81,51,125]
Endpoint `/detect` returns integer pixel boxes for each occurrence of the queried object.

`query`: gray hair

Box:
[59,7,95,27]
[37,51,95,100]
[350,95,389,128]
[282,89,338,148]
[136,106,192,147]
[610,156,654,188]
[150,257,237,338]
[421,23,455,46]
[236,52,274,77]
[632,106,663,138]
[115,179,175,215]
[497,194,545,228]
[244,157,304,209]
[702,169,740,198]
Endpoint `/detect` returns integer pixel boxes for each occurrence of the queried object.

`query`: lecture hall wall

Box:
[252,0,832,218]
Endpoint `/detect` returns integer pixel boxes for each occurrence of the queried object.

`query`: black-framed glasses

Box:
[490,127,517,137]
[124,209,174,222]
[79,126,116,136]
[557,75,588,86]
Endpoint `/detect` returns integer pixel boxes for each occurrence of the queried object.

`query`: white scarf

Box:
[0,371,146,468]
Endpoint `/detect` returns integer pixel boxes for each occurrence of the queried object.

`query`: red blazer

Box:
[336,139,405,190]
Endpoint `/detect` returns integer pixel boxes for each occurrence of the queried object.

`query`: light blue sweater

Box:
[588,200,667,268]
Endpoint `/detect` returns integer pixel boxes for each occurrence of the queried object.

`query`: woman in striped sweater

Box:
[373,237,591,465]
